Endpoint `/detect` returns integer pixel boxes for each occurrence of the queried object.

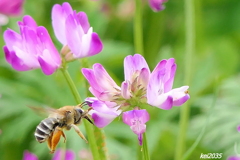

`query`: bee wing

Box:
[28,106,59,117]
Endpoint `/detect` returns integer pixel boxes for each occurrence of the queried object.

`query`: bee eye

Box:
[76,109,83,114]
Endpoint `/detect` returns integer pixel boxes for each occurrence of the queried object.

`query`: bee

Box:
[33,102,93,153]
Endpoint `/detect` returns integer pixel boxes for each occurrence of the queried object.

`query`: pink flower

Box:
[82,54,190,145]
[0,0,24,16]
[85,97,121,128]
[52,2,103,60]
[147,58,190,110]
[149,0,167,12]
[3,15,61,75]
[123,109,149,145]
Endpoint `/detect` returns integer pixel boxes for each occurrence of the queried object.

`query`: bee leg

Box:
[71,124,88,143]
[61,131,67,143]
[49,128,63,154]
[47,133,53,151]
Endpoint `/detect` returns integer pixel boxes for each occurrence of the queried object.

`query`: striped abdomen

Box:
[34,117,59,143]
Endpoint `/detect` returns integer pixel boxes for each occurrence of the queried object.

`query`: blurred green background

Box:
[0,0,240,159]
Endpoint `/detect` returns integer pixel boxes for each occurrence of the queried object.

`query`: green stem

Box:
[174,0,195,159]
[134,0,144,55]
[142,132,150,160]
[60,68,100,160]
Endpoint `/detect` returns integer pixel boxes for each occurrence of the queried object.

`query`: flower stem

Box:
[134,0,144,55]
[60,68,100,160]
[174,0,195,159]
[142,132,150,160]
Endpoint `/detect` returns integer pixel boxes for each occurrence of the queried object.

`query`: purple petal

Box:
[152,58,176,93]
[237,125,240,132]
[170,86,190,106]
[149,0,167,12]
[65,14,86,58]
[138,134,143,145]
[21,15,38,29]
[36,26,61,65]
[3,46,11,63]
[0,0,24,16]
[76,12,90,33]
[88,32,103,56]
[124,54,150,81]
[227,156,240,160]
[52,4,67,44]
[138,68,150,88]
[38,54,58,75]
[122,109,149,129]
[91,112,118,128]
[121,81,131,99]
[23,150,38,160]
[147,69,165,105]
[52,149,75,160]
[11,50,34,71]
[122,109,149,145]
[85,97,121,128]
[89,63,119,92]
[3,29,22,51]
[51,3,73,45]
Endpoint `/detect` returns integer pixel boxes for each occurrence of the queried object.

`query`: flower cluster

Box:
[83,54,190,145]
[2,2,103,75]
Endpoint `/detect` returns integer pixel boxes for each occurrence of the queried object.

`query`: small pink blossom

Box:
[3,15,61,75]
[52,2,103,60]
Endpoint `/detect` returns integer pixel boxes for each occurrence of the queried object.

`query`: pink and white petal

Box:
[134,109,150,123]
[11,50,36,71]
[82,68,103,93]
[121,81,131,99]
[85,97,121,115]
[169,86,190,106]
[148,93,173,110]
[88,32,103,56]
[21,15,38,29]
[98,91,118,102]
[3,29,22,51]
[65,14,83,57]
[90,111,118,128]
[93,63,120,91]
[38,52,58,75]
[76,12,90,33]
[152,59,167,75]
[130,124,146,135]
[77,28,92,58]
[147,70,165,104]
[173,94,190,106]
[163,63,176,93]
[23,150,38,160]
[122,109,149,126]
[36,27,61,64]
[51,4,68,44]
[138,68,150,88]
[3,46,12,63]
[124,54,149,81]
